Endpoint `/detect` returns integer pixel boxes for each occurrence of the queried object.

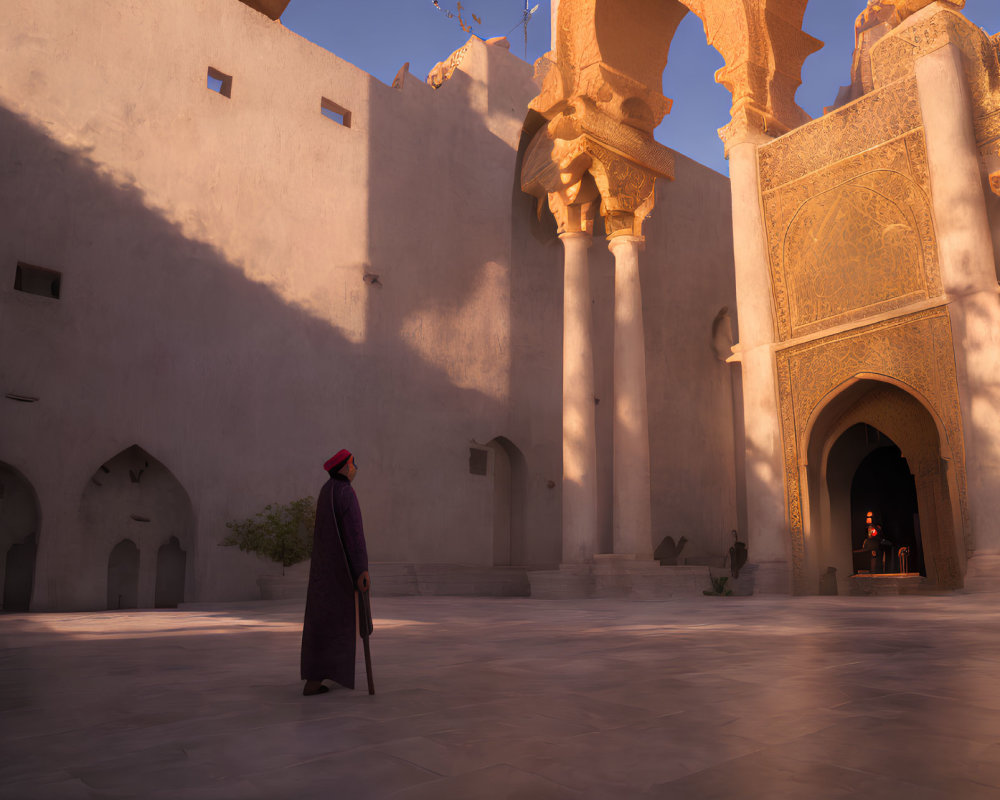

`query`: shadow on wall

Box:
[0,98,514,608]
[504,110,563,566]
[364,56,563,567]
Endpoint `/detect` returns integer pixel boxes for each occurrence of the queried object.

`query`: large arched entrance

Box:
[804,379,963,594]
[0,463,40,611]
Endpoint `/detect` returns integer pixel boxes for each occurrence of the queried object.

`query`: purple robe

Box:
[300,474,369,688]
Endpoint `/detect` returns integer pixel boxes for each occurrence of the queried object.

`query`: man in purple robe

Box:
[301,449,370,695]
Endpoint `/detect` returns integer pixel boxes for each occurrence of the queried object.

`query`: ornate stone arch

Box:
[801,376,965,592]
[523,0,821,234]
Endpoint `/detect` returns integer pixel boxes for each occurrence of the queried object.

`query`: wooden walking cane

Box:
[358,588,375,695]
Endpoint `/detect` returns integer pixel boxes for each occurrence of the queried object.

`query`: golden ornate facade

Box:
[774,309,968,592]
[526,0,1000,593]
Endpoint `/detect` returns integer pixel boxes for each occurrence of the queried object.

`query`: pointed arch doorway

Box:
[804,379,964,593]
[484,437,527,567]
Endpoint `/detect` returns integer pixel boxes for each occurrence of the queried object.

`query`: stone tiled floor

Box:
[3,595,1000,798]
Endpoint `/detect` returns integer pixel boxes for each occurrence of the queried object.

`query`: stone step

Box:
[528,563,756,599]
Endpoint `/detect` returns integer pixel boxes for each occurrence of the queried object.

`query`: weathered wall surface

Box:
[0,0,737,608]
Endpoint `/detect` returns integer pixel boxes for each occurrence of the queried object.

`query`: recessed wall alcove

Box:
[802,379,964,594]
[0,462,40,611]
[80,445,195,609]
[484,437,527,567]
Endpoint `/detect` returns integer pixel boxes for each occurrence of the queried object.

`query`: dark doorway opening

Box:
[850,440,924,577]
[107,539,140,609]
[3,533,37,611]
[154,536,186,608]
[486,436,527,567]
[1,463,41,611]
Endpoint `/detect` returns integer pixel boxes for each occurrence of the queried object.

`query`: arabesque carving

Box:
[762,129,941,341]
[828,0,965,108]
[822,4,1000,196]
[870,7,1000,117]
[776,308,969,593]
[520,119,667,237]
[683,0,822,150]
[759,76,922,192]
[782,173,928,336]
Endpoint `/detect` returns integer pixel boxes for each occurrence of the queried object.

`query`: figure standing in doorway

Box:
[858,510,894,574]
[300,449,371,695]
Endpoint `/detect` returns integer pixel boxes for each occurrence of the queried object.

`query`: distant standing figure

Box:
[729,530,748,579]
[301,449,371,696]
[858,511,893,574]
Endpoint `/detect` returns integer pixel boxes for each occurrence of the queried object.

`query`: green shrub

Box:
[222,496,316,573]
[703,574,733,596]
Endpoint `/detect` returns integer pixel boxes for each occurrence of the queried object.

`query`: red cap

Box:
[324,449,352,472]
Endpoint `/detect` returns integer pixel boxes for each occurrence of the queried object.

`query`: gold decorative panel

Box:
[775,308,969,593]
[758,76,922,192]
[763,129,941,341]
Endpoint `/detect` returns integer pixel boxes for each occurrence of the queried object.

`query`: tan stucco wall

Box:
[0,0,738,608]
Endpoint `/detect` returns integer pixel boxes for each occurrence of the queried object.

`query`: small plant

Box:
[221,497,316,575]
[703,574,733,596]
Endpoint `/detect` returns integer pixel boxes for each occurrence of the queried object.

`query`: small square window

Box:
[469,447,488,476]
[207,67,232,98]
[14,262,61,299]
[321,97,351,127]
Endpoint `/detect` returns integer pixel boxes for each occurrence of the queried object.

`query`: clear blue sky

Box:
[282,1,1000,175]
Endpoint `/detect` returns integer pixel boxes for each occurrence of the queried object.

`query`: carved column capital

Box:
[522,120,670,241]
[717,102,779,155]
[548,189,599,236]
[586,147,657,240]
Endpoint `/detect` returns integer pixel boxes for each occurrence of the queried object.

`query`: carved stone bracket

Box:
[523,82,673,239]
[700,0,823,152]
[717,103,784,152]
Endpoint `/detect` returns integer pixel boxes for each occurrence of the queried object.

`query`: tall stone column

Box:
[608,234,653,558]
[915,43,1000,585]
[727,138,791,593]
[560,230,600,563]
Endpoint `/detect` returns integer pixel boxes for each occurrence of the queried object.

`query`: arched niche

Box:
[81,445,195,609]
[0,463,41,612]
[484,437,528,567]
[803,378,963,594]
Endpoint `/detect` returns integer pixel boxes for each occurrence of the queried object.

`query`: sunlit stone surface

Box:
[4,596,1000,798]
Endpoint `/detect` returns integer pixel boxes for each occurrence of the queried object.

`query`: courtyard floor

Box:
[3,594,1000,799]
